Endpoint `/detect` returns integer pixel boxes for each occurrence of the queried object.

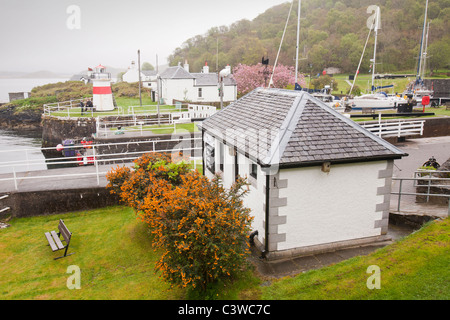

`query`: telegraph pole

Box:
[156,54,160,126]
[138,49,142,107]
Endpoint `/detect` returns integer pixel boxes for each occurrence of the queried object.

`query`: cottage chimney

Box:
[184,60,189,73]
[202,61,209,74]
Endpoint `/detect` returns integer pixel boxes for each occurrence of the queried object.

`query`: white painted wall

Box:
[161,79,236,105]
[92,79,114,111]
[203,138,265,243]
[122,68,141,83]
[238,157,266,242]
[277,161,388,251]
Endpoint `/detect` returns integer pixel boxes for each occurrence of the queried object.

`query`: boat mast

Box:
[295,0,301,84]
[417,0,429,82]
[421,21,430,80]
[371,6,380,93]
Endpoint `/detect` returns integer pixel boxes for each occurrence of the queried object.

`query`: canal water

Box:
[0,128,47,174]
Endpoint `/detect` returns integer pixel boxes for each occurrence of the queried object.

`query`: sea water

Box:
[0,78,67,103]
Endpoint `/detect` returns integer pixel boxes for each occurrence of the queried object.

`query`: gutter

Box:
[201,129,205,175]
[260,154,408,170]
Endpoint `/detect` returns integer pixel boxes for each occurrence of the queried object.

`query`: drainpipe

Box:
[201,129,205,176]
[234,147,238,182]
[263,174,270,258]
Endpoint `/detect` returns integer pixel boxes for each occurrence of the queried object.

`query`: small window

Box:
[198,88,202,98]
[250,163,257,179]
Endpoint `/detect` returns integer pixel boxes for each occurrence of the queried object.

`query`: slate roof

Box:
[200,88,407,168]
[159,66,236,86]
[159,66,195,79]
[193,73,236,86]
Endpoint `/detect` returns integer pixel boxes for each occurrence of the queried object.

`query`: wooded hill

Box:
[168,0,450,75]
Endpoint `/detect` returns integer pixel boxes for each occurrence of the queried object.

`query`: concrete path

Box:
[390,136,450,218]
[0,163,127,193]
[249,222,415,279]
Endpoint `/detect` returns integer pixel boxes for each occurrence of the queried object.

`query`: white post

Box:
[25,150,30,171]
[378,113,382,137]
[93,146,99,186]
[13,168,17,191]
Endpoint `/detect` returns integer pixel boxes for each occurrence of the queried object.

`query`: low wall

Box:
[3,187,120,218]
[41,116,97,149]
[94,132,202,163]
[421,117,450,138]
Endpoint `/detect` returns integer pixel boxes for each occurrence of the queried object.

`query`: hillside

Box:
[168,0,450,75]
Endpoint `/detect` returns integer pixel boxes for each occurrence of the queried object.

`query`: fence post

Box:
[13,168,18,191]
[427,173,432,202]
[397,179,403,212]
[93,146,100,186]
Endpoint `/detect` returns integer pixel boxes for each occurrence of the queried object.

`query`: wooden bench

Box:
[45,219,74,260]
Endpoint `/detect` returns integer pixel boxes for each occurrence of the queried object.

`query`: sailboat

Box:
[342,6,407,111]
[403,0,434,107]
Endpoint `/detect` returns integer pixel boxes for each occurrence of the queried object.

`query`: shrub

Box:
[106,153,253,292]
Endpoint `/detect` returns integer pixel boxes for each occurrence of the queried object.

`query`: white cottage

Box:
[122,61,157,90]
[199,88,407,260]
[159,62,237,105]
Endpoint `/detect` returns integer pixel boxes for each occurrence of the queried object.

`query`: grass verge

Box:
[261,218,450,300]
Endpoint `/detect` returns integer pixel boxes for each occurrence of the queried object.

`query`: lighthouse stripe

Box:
[93,87,112,95]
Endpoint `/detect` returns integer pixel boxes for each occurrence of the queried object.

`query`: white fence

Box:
[0,138,203,191]
[96,104,215,137]
[43,99,217,120]
[360,118,425,138]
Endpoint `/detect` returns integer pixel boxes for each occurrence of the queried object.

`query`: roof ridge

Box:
[263,91,307,168]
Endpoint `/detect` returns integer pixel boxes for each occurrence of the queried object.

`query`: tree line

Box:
[168,0,450,75]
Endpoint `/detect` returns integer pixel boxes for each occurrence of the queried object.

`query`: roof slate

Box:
[193,73,236,86]
[200,88,406,167]
[159,66,195,79]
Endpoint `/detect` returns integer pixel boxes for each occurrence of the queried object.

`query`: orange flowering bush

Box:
[106,153,253,292]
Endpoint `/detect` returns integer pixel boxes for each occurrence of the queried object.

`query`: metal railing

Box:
[392,170,450,215]
[0,195,10,215]
[0,138,202,191]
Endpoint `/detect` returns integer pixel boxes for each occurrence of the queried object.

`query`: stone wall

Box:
[3,187,120,218]
[41,116,97,148]
[424,79,450,98]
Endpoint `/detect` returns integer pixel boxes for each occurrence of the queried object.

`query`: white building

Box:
[122,61,157,90]
[159,62,237,105]
[199,88,407,260]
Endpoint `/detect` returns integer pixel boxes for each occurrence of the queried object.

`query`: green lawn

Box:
[0,207,184,300]
[0,206,448,300]
[112,122,200,135]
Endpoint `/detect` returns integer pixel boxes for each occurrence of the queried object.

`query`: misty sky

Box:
[0,0,289,74]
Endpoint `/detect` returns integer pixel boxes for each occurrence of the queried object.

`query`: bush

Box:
[106,153,253,293]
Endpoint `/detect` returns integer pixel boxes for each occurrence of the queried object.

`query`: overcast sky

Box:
[0,0,289,74]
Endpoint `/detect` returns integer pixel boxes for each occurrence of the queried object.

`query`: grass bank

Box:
[261,218,450,300]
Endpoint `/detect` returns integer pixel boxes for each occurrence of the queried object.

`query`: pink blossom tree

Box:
[232,63,306,97]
